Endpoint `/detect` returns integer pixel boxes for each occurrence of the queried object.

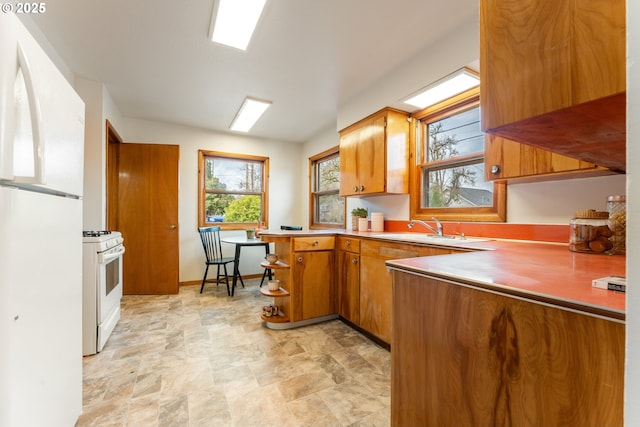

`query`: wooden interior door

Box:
[117,143,180,294]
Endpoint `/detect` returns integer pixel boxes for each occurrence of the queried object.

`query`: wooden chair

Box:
[198,226,236,295]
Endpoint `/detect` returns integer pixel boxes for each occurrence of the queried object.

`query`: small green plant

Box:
[245,228,256,239]
[351,207,368,218]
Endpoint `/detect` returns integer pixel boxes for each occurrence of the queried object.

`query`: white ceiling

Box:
[29,0,478,143]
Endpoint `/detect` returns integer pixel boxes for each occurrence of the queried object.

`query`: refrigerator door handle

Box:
[12,43,45,185]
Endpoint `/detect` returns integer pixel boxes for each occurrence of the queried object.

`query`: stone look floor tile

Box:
[77,279,390,426]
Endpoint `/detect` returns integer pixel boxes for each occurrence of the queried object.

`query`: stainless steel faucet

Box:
[408,217,443,237]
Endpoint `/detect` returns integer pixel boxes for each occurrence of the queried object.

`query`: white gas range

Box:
[82,231,125,355]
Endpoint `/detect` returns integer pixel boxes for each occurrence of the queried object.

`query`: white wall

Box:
[327,10,626,227]
[299,126,341,225]
[75,78,125,230]
[119,118,303,282]
[336,14,480,132]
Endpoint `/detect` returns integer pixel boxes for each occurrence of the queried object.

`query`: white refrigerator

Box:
[0,13,85,427]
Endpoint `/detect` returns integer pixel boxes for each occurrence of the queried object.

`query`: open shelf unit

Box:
[259,261,291,323]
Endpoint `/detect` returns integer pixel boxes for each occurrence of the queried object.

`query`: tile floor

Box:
[77,279,391,426]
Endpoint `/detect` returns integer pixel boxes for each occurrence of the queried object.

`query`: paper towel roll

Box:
[371,212,384,232]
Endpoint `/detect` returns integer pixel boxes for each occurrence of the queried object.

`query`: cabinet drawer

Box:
[361,240,420,260]
[338,237,360,253]
[293,236,335,251]
[361,239,456,259]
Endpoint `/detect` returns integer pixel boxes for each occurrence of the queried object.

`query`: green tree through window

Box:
[198,151,269,229]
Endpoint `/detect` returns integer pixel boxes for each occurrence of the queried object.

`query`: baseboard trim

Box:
[338,316,390,351]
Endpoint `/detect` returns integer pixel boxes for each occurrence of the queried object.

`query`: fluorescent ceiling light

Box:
[403,68,480,109]
[230,97,272,132]
[209,0,267,50]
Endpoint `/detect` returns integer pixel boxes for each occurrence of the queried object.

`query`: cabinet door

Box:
[339,128,360,196]
[339,108,409,196]
[337,250,360,324]
[359,255,392,343]
[481,0,625,130]
[484,134,609,181]
[573,0,626,104]
[294,251,335,321]
[356,113,386,195]
[480,0,572,130]
[358,240,453,344]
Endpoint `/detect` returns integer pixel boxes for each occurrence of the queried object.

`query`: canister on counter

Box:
[371,212,384,232]
[569,209,614,254]
[607,195,626,255]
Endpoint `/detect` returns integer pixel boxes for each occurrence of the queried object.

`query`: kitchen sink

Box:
[370,233,493,246]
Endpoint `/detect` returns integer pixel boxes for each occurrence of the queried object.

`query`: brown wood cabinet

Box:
[480,0,626,171]
[337,237,360,324]
[294,250,335,320]
[359,240,457,344]
[484,134,613,182]
[390,269,624,427]
[261,235,336,325]
[339,107,410,196]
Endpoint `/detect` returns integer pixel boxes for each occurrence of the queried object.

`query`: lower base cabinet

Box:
[359,254,393,343]
[263,236,336,325]
[358,239,459,344]
[337,237,360,324]
[390,269,624,427]
[294,250,335,320]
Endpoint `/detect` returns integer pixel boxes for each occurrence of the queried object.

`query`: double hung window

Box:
[198,150,269,229]
[309,147,344,228]
[411,89,505,221]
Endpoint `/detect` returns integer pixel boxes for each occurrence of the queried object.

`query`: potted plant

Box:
[245,228,256,240]
[350,207,368,231]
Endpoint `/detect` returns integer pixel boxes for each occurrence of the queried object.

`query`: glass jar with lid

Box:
[569,209,614,254]
[607,195,626,255]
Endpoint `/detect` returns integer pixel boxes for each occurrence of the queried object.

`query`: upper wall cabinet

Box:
[480,0,626,171]
[485,134,613,182]
[339,108,410,197]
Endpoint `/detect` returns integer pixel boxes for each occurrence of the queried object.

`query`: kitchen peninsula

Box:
[386,240,624,426]
[261,228,625,426]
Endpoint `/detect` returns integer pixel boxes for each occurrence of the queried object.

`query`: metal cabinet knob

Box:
[297,257,303,263]
[313,240,319,246]
[351,258,358,264]
[169,224,177,229]
[359,185,365,192]
[490,164,501,175]
[353,186,359,192]
[346,241,351,246]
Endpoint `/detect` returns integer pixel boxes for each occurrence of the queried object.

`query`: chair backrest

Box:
[280,225,302,230]
[199,226,225,263]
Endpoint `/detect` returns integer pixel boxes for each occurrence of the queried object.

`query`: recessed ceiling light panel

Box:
[209,0,267,50]
[230,97,272,132]
[403,68,480,109]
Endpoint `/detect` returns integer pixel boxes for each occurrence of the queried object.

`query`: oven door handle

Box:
[99,246,126,263]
